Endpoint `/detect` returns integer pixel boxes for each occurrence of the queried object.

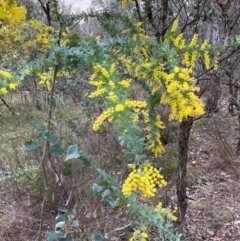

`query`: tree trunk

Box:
[176,117,193,225]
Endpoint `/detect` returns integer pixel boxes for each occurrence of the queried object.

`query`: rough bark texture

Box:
[204,74,221,114]
[176,117,193,225]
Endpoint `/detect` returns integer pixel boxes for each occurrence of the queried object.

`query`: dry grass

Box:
[185,109,240,240]
[0,92,128,240]
[1,91,240,240]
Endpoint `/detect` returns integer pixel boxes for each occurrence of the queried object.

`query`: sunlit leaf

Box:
[55,221,66,231]
[65,144,80,161]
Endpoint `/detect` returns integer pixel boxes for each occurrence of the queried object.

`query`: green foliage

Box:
[65,144,80,161]
[93,166,186,240]
[92,183,117,208]
[47,206,80,241]
[25,139,39,151]
[24,120,65,157]
[2,0,240,240]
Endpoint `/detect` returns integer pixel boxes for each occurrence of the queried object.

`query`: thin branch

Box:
[37,0,51,26]
[180,0,208,33]
[0,96,14,115]
[195,47,240,80]
[37,3,63,240]
[144,0,157,32]
[159,0,169,38]
[134,0,142,22]
[229,12,240,34]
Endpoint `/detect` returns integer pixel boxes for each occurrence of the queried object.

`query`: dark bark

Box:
[176,117,193,225]
[134,0,143,23]
[235,113,240,156]
[37,0,51,26]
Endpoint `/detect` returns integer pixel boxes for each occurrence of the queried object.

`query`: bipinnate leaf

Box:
[92,183,103,197]
[102,190,117,209]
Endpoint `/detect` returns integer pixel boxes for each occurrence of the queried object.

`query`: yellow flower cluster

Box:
[9,82,18,90]
[147,132,164,157]
[204,52,210,70]
[38,72,52,90]
[173,33,185,49]
[89,62,148,132]
[141,47,148,58]
[89,87,106,98]
[109,80,115,89]
[182,52,190,67]
[0,88,7,94]
[171,19,179,32]
[154,202,178,222]
[108,91,118,102]
[0,1,26,56]
[115,104,124,112]
[20,19,56,54]
[190,51,199,69]
[142,110,149,123]
[0,70,13,79]
[125,99,147,109]
[200,40,211,51]
[92,64,111,79]
[37,68,70,91]
[95,35,101,43]
[169,21,211,73]
[119,79,131,88]
[142,62,152,68]
[89,63,116,99]
[119,55,134,74]
[93,108,114,131]
[144,114,165,157]
[121,0,131,7]
[24,68,30,75]
[129,229,148,241]
[122,164,167,198]
[0,69,19,95]
[160,66,204,122]
[88,18,209,158]
[189,34,198,48]
[213,55,219,71]
[0,1,26,25]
